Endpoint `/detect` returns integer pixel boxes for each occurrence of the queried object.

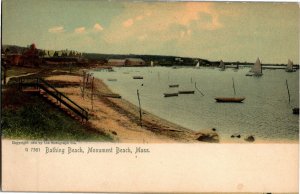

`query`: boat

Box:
[215,97,245,103]
[286,59,296,72]
[215,78,246,103]
[151,60,154,67]
[178,90,195,94]
[292,107,299,114]
[163,93,178,97]
[132,76,143,79]
[246,58,263,76]
[169,84,179,88]
[219,60,225,71]
[195,61,200,69]
[107,78,117,81]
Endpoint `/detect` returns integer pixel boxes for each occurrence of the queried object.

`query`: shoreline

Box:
[44,73,200,143]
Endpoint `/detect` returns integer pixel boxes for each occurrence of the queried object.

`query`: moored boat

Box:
[286,59,296,72]
[178,90,195,94]
[169,84,179,88]
[215,78,246,103]
[195,61,200,69]
[163,93,178,97]
[219,60,225,71]
[246,58,263,76]
[133,76,143,79]
[215,97,245,103]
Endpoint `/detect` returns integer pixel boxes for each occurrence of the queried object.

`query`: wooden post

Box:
[137,89,142,126]
[69,63,72,73]
[232,78,236,96]
[286,79,291,104]
[91,77,94,111]
[82,71,85,98]
[3,65,6,85]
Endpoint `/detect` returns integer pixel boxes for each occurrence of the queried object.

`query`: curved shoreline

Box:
[92,76,200,143]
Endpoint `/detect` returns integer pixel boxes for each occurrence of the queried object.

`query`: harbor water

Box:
[92,66,299,143]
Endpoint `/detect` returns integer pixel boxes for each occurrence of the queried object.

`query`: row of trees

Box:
[38,50,83,58]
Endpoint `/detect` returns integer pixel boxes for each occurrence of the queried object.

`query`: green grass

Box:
[2,89,113,141]
[6,66,40,77]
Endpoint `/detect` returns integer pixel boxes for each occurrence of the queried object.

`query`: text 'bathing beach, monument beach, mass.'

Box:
[44,146,150,155]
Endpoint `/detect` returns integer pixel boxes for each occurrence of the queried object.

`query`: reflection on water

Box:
[92,66,299,142]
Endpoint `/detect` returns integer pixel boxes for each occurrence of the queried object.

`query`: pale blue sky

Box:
[2,0,299,64]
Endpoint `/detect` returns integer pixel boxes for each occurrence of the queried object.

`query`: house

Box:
[125,58,145,66]
[107,59,126,66]
[107,58,145,67]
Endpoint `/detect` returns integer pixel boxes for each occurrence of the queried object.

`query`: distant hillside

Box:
[2,44,211,66]
[3,44,298,66]
[82,53,211,66]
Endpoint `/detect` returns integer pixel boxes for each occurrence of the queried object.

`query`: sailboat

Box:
[219,60,225,71]
[246,58,263,76]
[195,61,200,69]
[150,60,154,67]
[285,59,295,72]
[215,78,245,103]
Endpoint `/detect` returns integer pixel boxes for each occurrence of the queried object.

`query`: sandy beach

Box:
[44,72,210,143]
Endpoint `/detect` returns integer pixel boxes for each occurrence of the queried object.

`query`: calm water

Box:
[92,66,299,142]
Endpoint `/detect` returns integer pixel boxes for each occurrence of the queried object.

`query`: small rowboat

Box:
[215,97,245,103]
[178,90,195,94]
[107,78,117,81]
[133,76,143,79]
[169,84,179,88]
[163,93,178,97]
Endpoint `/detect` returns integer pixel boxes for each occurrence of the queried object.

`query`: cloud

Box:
[94,23,104,32]
[48,26,65,33]
[123,18,134,27]
[75,27,86,34]
[103,2,225,44]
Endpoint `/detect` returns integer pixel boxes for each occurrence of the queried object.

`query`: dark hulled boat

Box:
[215,97,245,103]
[163,93,179,97]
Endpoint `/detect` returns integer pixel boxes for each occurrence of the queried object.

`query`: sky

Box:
[2,0,299,64]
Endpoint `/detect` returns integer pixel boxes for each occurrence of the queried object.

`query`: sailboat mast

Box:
[286,79,291,104]
[232,78,236,96]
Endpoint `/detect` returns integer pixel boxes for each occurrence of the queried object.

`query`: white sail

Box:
[249,57,262,75]
[151,61,154,67]
[195,61,200,67]
[219,60,225,70]
[286,59,294,72]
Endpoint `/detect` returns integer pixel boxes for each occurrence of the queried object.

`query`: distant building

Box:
[107,59,126,66]
[107,58,145,67]
[125,58,145,66]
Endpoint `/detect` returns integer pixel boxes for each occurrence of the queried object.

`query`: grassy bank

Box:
[2,88,112,141]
